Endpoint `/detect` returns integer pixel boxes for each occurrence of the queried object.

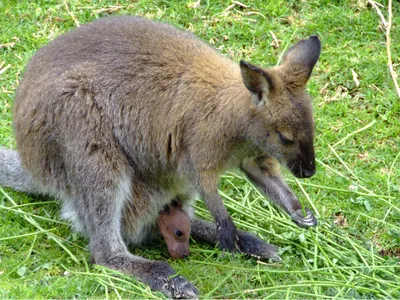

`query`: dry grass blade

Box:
[385,0,400,98]
[369,0,400,98]
[333,120,376,148]
[63,0,80,27]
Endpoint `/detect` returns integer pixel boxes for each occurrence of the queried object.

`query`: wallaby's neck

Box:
[181,56,257,163]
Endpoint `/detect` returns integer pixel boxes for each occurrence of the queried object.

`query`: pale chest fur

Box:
[122,174,197,245]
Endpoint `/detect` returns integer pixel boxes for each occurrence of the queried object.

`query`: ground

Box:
[0,0,399,298]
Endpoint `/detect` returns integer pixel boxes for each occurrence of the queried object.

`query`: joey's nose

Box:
[181,250,190,258]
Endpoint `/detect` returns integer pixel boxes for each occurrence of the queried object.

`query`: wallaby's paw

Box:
[237,231,281,262]
[164,275,198,299]
[216,217,239,252]
[291,208,317,228]
[147,261,198,298]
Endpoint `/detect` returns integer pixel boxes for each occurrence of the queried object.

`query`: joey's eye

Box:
[174,230,183,237]
[277,131,293,145]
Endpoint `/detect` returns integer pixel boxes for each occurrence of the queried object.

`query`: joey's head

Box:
[157,205,191,259]
[240,36,321,178]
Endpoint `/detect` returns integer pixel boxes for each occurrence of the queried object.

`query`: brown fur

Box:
[0,16,321,297]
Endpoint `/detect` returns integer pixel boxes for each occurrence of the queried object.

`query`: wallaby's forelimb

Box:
[196,172,239,252]
[203,193,238,252]
[241,156,317,227]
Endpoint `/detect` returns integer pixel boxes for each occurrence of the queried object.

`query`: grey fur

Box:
[0,15,321,297]
[0,148,40,194]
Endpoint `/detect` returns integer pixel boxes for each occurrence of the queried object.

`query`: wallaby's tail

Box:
[0,148,40,194]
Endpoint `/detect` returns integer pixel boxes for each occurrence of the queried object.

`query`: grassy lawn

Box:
[1,0,399,298]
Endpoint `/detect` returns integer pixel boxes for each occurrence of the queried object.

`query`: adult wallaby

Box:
[0,16,321,297]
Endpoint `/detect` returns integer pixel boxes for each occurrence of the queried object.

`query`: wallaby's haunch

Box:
[0,16,321,297]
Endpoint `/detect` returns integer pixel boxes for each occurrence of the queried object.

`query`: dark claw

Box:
[291,207,317,228]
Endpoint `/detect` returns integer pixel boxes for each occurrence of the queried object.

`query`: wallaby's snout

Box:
[289,140,316,178]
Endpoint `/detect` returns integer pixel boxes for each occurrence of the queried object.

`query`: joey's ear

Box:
[282,35,321,82]
[240,60,273,106]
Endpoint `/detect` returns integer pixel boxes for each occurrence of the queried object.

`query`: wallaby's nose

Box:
[302,168,315,178]
[299,141,316,178]
[302,161,316,178]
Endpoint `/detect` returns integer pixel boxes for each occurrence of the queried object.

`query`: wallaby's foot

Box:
[216,216,239,252]
[291,207,317,227]
[98,253,198,298]
[144,261,198,298]
[237,231,281,262]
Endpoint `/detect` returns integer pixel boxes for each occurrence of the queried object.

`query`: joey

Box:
[157,200,191,259]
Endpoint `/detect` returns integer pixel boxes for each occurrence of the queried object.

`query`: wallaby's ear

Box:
[282,35,321,82]
[240,60,272,106]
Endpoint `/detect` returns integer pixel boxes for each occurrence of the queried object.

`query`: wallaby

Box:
[157,200,191,259]
[0,15,321,298]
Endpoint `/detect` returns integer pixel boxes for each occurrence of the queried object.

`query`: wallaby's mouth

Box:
[289,140,316,178]
[290,165,316,178]
[288,159,316,178]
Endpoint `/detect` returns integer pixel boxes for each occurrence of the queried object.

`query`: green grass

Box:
[1,0,399,298]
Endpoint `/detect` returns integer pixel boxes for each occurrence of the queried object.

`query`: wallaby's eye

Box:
[277,131,293,145]
[174,229,183,237]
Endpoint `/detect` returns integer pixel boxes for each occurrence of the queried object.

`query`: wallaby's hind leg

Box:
[63,157,197,298]
[191,218,280,261]
[241,156,317,227]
